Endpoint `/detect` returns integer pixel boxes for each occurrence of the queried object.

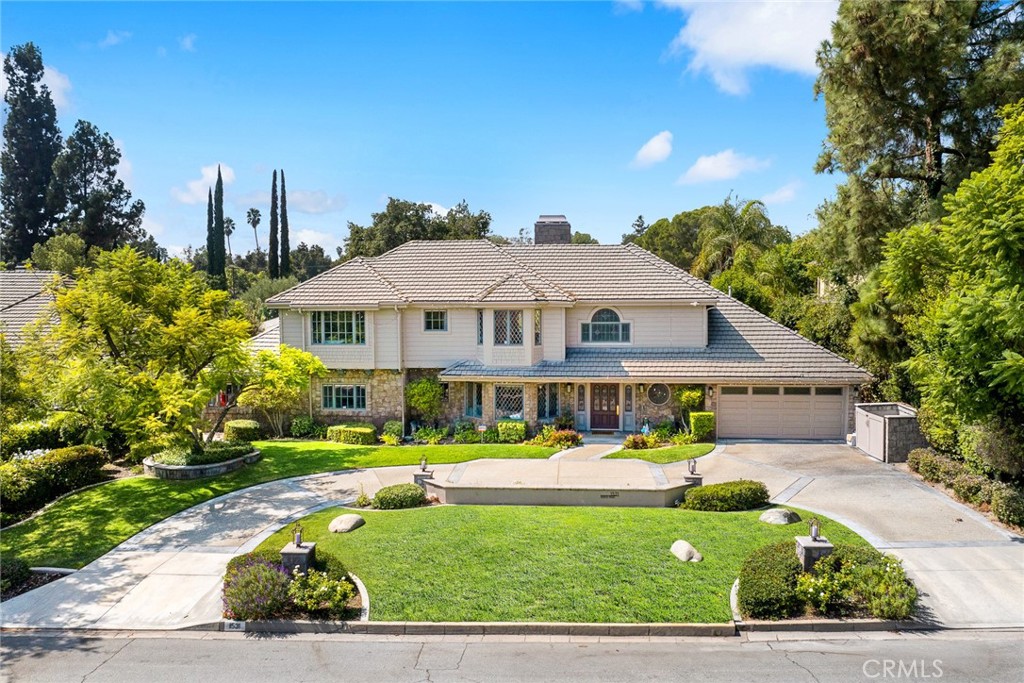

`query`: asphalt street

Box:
[2,629,1022,683]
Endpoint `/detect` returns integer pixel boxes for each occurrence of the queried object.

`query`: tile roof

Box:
[0,270,63,348]
[248,316,281,354]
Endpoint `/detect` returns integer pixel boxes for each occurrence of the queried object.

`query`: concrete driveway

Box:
[676,442,1024,628]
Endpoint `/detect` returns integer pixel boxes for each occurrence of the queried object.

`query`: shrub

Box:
[670,431,696,446]
[991,484,1024,528]
[622,433,649,450]
[908,448,964,485]
[689,411,715,441]
[288,568,354,617]
[154,441,254,466]
[652,420,675,442]
[379,434,401,446]
[497,420,526,444]
[1,420,64,459]
[682,479,769,512]
[327,423,378,445]
[675,386,704,412]
[962,418,1024,478]
[225,549,282,576]
[225,419,262,442]
[797,546,917,620]
[406,378,444,424]
[553,413,575,430]
[222,557,292,620]
[738,541,804,620]
[0,445,107,521]
[355,484,372,508]
[951,473,994,507]
[0,555,31,594]
[544,429,583,449]
[414,426,449,445]
[453,429,481,444]
[916,403,959,454]
[480,427,499,443]
[382,420,404,439]
[372,483,426,510]
[290,416,327,439]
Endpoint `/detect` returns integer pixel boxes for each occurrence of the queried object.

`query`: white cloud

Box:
[99,30,132,48]
[663,1,838,95]
[0,54,72,113]
[630,130,673,169]
[178,33,198,52]
[676,149,769,185]
[142,216,164,237]
[294,228,341,253]
[614,0,644,14]
[427,202,448,216]
[171,163,236,204]
[288,190,347,214]
[761,180,802,205]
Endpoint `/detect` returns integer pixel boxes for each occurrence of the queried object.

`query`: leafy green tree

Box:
[622,215,647,244]
[630,207,709,270]
[238,274,299,327]
[571,232,599,244]
[23,247,251,452]
[46,120,146,251]
[279,170,290,277]
[692,196,789,280]
[342,198,491,259]
[406,377,444,426]
[233,347,327,437]
[289,242,334,281]
[435,200,491,241]
[246,207,262,252]
[0,334,35,431]
[29,233,90,274]
[1,43,62,262]
[269,170,279,278]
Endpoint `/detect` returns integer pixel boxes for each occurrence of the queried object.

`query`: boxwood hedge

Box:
[682,479,769,512]
[327,423,378,445]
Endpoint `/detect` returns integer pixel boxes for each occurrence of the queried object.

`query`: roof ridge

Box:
[475,272,515,301]
[623,243,712,291]
[357,256,408,302]
[487,241,576,301]
[264,257,355,304]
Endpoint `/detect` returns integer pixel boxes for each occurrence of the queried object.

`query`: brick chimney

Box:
[534,215,572,245]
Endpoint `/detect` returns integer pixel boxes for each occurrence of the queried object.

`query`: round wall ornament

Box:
[647,383,670,406]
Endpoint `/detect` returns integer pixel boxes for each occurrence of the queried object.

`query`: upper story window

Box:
[534,309,542,346]
[494,310,523,346]
[476,309,484,345]
[581,308,630,344]
[311,311,366,345]
[424,310,448,332]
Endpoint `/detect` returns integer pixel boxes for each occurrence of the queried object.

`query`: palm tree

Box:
[691,195,789,280]
[246,208,262,252]
[224,217,236,262]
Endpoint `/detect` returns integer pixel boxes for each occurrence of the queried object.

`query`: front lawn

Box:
[605,443,715,464]
[256,505,866,623]
[0,441,555,569]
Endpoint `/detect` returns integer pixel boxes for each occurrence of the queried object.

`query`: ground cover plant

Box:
[254,505,866,623]
[0,441,555,569]
[606,443,714,464]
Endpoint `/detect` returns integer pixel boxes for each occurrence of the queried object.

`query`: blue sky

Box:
[2,1,843,257]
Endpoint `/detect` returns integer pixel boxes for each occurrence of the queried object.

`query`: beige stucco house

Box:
[265,216,871,439]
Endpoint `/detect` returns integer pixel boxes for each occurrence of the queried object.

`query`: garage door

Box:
[717,386,846,439]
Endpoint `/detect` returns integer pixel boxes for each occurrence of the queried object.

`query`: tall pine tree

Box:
[1,43,63,263]
[279,169,290,276]
[205,188,214,275]
[269,170,279,278]
[211,165,226,286]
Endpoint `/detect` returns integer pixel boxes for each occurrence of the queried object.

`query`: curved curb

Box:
[29,567,76,576]
[348,572,370,622]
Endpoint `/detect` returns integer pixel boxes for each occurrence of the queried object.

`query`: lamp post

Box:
[809,518,820,542]
[420,455,428,472]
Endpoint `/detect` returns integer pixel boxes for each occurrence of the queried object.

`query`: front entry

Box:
[590,384,620,431]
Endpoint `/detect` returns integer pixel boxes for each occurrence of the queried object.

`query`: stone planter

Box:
[143,450,261,480]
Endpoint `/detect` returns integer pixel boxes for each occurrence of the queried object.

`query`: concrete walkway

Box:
[685,442,1024,629]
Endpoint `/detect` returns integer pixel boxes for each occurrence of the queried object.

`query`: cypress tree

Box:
[1,43,63,263]
[205,188,214,274]
[279,169,290,276]
[212,165,226,286]
[269,169,279,278]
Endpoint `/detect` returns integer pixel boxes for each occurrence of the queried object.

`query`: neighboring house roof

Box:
[265,240,715,307]
[0,269,63,348]
[248,316,281,354]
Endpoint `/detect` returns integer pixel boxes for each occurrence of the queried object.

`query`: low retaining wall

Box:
[143,450,262,480]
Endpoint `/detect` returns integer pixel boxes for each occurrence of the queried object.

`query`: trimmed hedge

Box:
[737,541,804,620]
[372,483,427,510]
[689,411,715,441]
[153,441,254,466]
[0,445,107,523]
[290,416,327,439]
[682,479,769,512]
[908,447,1024,528]
[497,420,526,444]
[327,423,378,445]
[224,419,263,442]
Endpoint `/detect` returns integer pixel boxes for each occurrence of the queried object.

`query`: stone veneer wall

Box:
[312,369,404,429]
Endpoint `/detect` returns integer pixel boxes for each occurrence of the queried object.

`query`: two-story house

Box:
[265,216,871,439]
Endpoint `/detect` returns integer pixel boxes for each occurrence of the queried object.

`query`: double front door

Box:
[590,384,620,430]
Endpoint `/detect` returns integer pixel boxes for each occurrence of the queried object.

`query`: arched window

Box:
[581,308,631,343]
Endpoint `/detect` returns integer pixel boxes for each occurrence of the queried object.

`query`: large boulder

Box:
[329,513,365,533]
[670,540,703,563]
[759,508,801,525]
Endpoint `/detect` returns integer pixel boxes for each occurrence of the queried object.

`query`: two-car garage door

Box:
[717,386,846,439]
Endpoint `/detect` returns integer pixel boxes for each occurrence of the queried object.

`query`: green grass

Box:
[256,505,866,623]
[0,441,555,569]
[605,443,715,464]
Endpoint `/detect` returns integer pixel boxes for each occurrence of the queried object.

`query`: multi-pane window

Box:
[476,310,484,345]
[424,310,448,332]
[494,384,524,419]
[494,310,523,346]
[322,384,367,410]
[537,383,560,420]
[534,310,542,346]
[311,311,366,345]
[465,382,483,418]
[580,309,630,343]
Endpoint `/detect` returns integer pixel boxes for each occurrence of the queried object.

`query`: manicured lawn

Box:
[605,443,715,464]
[0,441,555,569]
[256,505,867,623]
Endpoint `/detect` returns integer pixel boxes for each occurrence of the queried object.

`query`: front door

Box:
[590,384,620,430]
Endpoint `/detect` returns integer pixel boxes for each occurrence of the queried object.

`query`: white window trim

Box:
[423,309,449,333]
[579,307,633,346]
[321,383,369,412]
